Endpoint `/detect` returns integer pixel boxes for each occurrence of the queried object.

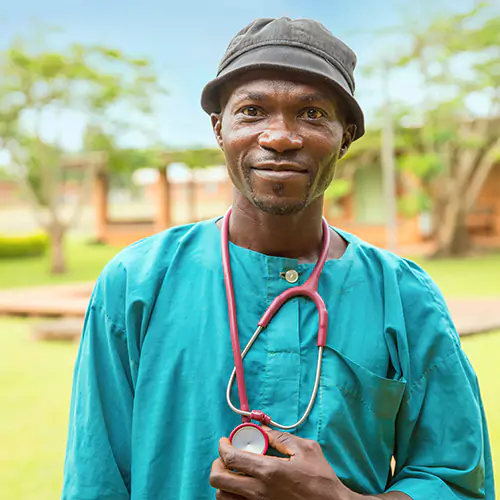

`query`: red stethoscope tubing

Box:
[221,208,251,422]
[221,206,330,436]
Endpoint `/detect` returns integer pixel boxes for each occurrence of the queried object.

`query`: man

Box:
[62,18,494,500]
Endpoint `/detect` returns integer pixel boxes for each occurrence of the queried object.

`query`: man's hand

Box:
[210,427,354,500]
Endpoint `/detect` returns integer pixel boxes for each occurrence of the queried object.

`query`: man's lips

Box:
[251,163,309,180]
[252,162,308,173]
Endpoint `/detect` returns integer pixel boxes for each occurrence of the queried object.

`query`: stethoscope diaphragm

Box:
[229,423,269,455]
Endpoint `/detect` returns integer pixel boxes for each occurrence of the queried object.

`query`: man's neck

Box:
[218,191,347,263]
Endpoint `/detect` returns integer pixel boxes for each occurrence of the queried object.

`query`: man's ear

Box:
[338,124,356,160]
[211,113,224,151]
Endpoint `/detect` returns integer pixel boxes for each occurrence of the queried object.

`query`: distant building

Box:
[327,162,500,252]
[66,151,498,253]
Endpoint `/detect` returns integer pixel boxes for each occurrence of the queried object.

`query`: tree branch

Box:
[465,136,500,211]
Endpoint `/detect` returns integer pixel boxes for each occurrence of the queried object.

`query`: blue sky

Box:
[0,0,479,151]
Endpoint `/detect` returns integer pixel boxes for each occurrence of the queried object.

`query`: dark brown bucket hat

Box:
[201,17,365,140]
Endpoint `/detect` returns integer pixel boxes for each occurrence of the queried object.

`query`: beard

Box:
[242,166,313,216]
[251,193,309,216]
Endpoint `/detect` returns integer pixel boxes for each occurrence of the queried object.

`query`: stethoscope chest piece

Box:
[229,423,269,455]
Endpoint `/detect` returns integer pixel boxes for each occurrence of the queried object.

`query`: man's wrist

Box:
[351,493,411,499]
[332,484,410,500]
[331,481,363,500]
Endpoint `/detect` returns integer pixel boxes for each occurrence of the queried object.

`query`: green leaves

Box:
[324,178,352,202]
[171,148,225,169]
[36,53,67,78]
[0,37,167,143]
[82,127,225,174]
[398,191,431,218]
[398,153,445,181]
[83,127,159,173]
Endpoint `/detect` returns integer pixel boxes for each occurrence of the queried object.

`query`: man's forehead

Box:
[222,71,336,104]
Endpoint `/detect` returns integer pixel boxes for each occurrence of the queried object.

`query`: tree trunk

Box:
[48,222,67,274]
[93,170,109,243]
[433,198,471,257]
[430,197,446,240]
[448,209,471,255]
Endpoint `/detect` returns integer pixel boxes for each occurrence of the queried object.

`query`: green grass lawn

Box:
[0,239,122,289]
[0,318,77,500]
[413,251,500,297]
[1,235,499,298]
[0,317,498,498]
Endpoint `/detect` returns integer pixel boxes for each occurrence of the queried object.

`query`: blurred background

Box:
[1,0,499,497]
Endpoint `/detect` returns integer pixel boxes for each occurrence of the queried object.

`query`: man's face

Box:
[212,70,355,216]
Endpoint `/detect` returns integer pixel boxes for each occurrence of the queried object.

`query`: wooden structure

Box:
[60,147,232,245]
[61,152,176,246]
[93,164,172,246]
[62,152,500,250]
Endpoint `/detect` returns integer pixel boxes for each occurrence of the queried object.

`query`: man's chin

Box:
[251,196,308,216]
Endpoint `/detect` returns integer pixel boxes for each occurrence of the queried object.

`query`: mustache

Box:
[246,152,307,165]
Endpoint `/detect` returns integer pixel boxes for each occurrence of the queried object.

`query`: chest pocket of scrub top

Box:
[318,344,407,493]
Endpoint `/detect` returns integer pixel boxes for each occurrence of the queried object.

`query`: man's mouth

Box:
[251,163,309,180]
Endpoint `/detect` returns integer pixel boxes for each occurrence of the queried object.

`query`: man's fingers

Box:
[218,437,284,480]
[210,457,262,497]
[262,426,321,457]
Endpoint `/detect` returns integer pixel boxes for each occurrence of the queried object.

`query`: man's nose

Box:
[258,120,303,153]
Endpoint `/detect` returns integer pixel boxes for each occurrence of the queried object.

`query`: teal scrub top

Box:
[62,218,495,499]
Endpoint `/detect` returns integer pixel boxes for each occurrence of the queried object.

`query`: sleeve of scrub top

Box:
[61,280,134,499]
[386,261,495,499]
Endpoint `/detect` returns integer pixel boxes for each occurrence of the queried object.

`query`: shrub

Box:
[0,233,49,258]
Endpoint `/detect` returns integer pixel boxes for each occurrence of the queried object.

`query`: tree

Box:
[0,37,166,273]
[390,4,500,256]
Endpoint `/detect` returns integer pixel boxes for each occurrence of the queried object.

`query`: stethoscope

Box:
[221,207,331,454]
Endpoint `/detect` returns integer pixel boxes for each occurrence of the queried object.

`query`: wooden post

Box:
[381,62,398,252]
[188,169,197,223]
[156,166,171,231]
[94,170,108,243]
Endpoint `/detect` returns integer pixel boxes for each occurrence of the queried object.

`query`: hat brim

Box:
[201,45,365,140]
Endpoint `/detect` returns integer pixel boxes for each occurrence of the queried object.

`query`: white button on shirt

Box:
[284,269,299,284]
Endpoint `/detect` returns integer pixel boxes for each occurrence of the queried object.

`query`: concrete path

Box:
[0,282,93,318]
[0,282,500,337]
[446,297,500,336]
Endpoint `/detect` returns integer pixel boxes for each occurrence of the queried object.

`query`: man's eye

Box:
[302,108,326,119]
[241,106,263,117]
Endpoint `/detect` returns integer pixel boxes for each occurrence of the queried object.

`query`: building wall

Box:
[100,221,157,247]
[0,181,20,205]
[352,166,387,224]
[327,165,423,248]
[143,178,232,224]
